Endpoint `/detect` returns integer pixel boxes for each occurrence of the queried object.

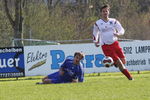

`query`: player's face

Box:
[101,7,110,18]
[73,55,82,65]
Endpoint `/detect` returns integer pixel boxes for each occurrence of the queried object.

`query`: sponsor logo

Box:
[50,50,105,69]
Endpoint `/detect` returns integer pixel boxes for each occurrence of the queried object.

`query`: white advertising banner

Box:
[24,40,150,76]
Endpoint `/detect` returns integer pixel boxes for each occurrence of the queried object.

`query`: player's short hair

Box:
[100,4,110,12]
[74,52,84,59]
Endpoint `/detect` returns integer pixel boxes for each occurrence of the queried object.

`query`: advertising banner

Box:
[24,41,150,76]
[0,47,25,78]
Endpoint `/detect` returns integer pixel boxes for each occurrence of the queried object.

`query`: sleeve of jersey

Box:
[77,66,84,82]
[92,24,100,43]
[60,59,67,69]
[114,20,125,35]
[78,72,84,82]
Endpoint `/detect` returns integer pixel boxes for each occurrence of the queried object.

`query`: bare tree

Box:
[3,0,25,46]
[45,0,61,12]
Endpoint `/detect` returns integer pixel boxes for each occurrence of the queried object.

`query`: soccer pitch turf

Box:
[0,71,150,100]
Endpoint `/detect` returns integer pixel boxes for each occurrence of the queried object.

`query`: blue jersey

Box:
[48,57,84,83]
[61,58,84,82]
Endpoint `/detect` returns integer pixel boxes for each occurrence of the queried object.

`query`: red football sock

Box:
[122,69,132,80]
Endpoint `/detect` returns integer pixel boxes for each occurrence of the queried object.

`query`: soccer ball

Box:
[102,56,114,68]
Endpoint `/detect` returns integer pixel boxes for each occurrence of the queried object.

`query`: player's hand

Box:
[114,33,118,36]
[72,79,78,83]
[114,33,121,37]
[59,69,65,75]
[59,70,64,75]
[94,42,100,47]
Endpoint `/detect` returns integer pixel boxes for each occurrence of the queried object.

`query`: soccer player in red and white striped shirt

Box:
[93,4,133,80]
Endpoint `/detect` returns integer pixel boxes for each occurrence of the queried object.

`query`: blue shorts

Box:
[48,72,64,83]
[48,72,74,83]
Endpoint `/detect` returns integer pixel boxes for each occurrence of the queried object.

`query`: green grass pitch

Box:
[0,71,150,100]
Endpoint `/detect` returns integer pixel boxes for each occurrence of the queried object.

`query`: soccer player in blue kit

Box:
[36,52,84,84]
